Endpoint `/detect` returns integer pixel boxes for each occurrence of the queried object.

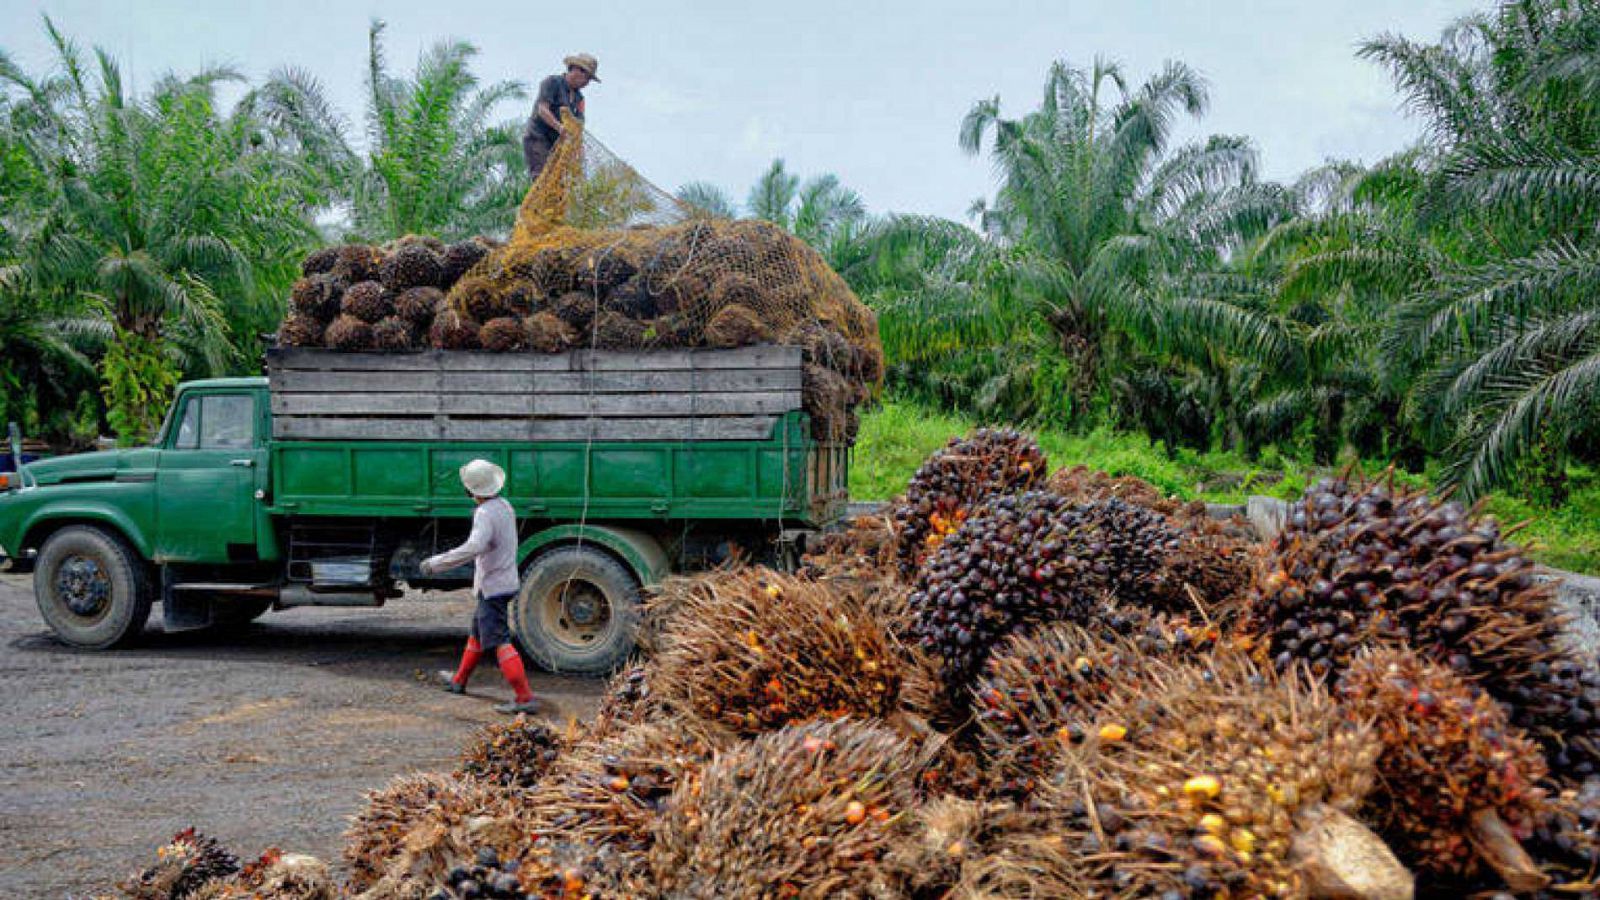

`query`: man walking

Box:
[421,459,541,715]
[523,53,599,180]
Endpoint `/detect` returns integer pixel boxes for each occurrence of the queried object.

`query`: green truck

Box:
[0,345,848,673]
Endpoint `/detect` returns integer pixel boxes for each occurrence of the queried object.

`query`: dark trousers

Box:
[522,134,553,181]
[472,590,517,650]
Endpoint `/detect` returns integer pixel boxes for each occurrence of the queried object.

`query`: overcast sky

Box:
[2,0,1480,222]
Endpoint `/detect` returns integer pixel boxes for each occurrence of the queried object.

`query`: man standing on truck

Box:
[420,459,541,715]
[523,53,599,180]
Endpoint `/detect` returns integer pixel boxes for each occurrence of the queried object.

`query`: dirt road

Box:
[0,571,604,898]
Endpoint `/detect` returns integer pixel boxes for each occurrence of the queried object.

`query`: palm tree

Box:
[746,159,867,250]
[0,18,317,442]
[1233,160,1426,463]
[675,161,867,249]
[1354,1,1600,499]
[676,181,739,219]
[256,20,527,241]
[850,59,1290,435]
[0,267,104,442]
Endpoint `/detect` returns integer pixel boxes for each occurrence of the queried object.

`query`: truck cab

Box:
[0,379,276,648]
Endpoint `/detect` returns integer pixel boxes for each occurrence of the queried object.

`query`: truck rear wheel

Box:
[511,546,640,675]
[34,525,154,649]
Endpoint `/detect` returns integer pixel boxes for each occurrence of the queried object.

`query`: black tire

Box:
[210,597,274,628]
[33,525,154,649]
[511,545,641,675]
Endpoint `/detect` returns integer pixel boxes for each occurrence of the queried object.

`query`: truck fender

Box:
[516,525,669,586]
[20,505,155,560]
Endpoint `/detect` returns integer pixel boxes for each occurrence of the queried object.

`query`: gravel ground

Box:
[0,570,603,899]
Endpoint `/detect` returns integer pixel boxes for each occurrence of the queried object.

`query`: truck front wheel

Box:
[511,546,640,675]
[34,525,154,649]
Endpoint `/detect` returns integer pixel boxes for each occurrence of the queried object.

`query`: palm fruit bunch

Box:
[790,320,851,369]
[455,275,511,324]
[440,239,491,287]
[372,317,414,351]
[972,619,1217,799]
[288,274,344,323]
[604,276,657,319]
[502,283,537,317]
[906,491,1182,697]
[646,719,927,899]
[431,847,528,900]
[1047,464,1256,616]
[322,314,374,351]
[343,772,507,894]
[801,363,858,441]
[478,317,528,352]
[120,828,241,900]
[299,246,340,277]
[520,722,717,893]
[379,240,443,292]
[891,428,1048,579]
[879,796,1037,898]
[550,292,594,331]
[646,568,905,740]
[276,314,324,349]
[800,513,898,586]
[331,243,384,283]
[429,307,481,350]
[521,312,575,353]
[1339,648,1555,893]
[592,310,646,348]
[395,286,444,325]
[1245,475,1600,777]
[457,716,563,790]
[340,281,391,324]
[702,304,770,348]
[573,246,639,295]
[988,654,1401,900]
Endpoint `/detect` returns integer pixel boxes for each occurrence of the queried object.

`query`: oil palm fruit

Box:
[1247,475,1599,779]
[647,719,925,899]
[891,428,1047,579]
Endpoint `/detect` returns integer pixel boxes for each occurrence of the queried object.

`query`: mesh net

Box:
[457,114,884,433]
[277,114,881,442]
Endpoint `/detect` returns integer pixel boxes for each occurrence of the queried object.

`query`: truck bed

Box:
[268,345,806,441]
[264,347,847,528]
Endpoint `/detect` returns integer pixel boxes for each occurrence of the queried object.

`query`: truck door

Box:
[155,391,261,563]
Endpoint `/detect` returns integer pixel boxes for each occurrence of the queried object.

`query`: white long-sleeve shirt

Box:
[422,497,520,598]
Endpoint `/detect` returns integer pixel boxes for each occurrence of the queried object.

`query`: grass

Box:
[849,400,1600,574]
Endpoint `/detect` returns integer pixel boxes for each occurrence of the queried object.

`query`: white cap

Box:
[460,459,506,498]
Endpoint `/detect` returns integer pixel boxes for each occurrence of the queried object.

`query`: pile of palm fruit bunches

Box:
[120,428,1599,899]
[273,231,880,442]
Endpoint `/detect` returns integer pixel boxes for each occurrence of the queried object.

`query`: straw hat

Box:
[460,459,506,498]
[564,53,600,82]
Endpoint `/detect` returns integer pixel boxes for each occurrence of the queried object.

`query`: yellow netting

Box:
[444,114,883,440]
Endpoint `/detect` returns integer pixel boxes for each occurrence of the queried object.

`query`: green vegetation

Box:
[851,401,1600,573]
[1,20,320,443]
